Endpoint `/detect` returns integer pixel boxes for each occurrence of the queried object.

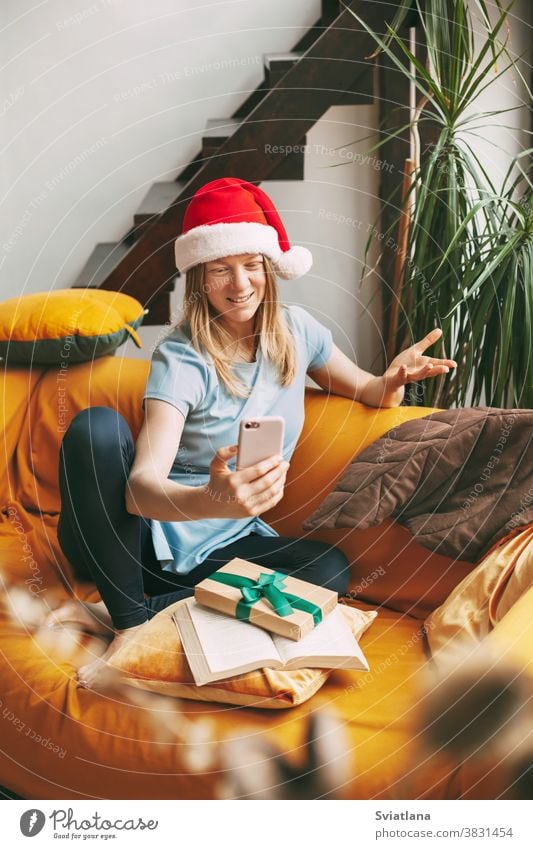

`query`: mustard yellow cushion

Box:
[489,526,533,623]
[0,289,145,365]
[425,525,533,670]
[108,599,377,709]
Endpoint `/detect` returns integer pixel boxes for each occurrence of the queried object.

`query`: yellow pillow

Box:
[108,599,377,709]
[0,289,145,365]
[425,525,533,671]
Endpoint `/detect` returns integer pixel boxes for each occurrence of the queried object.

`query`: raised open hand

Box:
[382,328,457,392]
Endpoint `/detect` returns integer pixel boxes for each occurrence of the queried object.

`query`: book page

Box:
[188,601,282,675]
[272,606,369,669]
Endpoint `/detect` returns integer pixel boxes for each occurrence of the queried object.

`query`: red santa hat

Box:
[174,177,312,280]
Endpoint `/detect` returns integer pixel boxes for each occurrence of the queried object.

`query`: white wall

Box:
[0,0,319,296]
[1,0,530,377]
[466,0,531,189]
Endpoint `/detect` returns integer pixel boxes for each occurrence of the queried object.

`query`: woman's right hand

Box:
[202,445,290,519]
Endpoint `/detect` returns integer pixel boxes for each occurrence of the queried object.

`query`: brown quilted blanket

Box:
[303,408,533,563]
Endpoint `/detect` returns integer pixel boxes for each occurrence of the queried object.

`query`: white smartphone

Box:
[236,416,285,471]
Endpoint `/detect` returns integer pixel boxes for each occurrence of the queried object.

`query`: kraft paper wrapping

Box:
[194,558,338,640]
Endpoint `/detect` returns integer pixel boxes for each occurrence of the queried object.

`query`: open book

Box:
[173,599,370,686]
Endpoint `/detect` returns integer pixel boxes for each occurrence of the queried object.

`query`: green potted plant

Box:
[347,0,532,407]
[441,160,532,406]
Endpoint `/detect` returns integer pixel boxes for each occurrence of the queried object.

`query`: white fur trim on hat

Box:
[174,222,281,273]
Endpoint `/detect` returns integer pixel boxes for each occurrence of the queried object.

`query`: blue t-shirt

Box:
[142,304,333,574]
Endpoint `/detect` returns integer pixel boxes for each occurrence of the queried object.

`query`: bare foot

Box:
[44,599,114,637]
[77,623,147,689]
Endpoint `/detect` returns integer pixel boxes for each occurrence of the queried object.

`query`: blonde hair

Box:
[176,255,297,397]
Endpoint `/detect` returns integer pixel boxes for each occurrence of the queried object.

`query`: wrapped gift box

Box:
[194,557,338,641]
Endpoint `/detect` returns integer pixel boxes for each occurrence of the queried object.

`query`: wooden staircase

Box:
[72,1,393,325]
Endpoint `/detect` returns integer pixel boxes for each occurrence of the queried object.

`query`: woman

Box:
[46,178,456,687]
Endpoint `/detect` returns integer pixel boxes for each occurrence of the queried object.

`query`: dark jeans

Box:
[57,406,350,629]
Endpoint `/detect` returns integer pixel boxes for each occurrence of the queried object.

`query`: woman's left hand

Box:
[382,328,457,394]
[383,327,457,391]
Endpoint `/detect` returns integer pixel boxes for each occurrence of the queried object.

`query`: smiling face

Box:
[203,253,267,337]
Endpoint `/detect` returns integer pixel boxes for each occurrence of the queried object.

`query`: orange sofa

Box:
[0,355,524,799]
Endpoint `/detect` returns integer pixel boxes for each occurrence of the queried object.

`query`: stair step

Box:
[264,52,304,86]
[202,118,242,148]
[132,180,186,238]
[265,49,371,106]
[202,118,306,180]
[201,119,242,162]
[179,122,246,183]
[135,181,185,219]
[231,54,305,123]
[264,51,304,68]
[72,243,131,289]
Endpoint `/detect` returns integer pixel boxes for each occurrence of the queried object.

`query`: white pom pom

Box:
[274,246,312,280]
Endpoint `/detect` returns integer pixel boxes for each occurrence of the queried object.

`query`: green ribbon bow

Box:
[208,569,323,625]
